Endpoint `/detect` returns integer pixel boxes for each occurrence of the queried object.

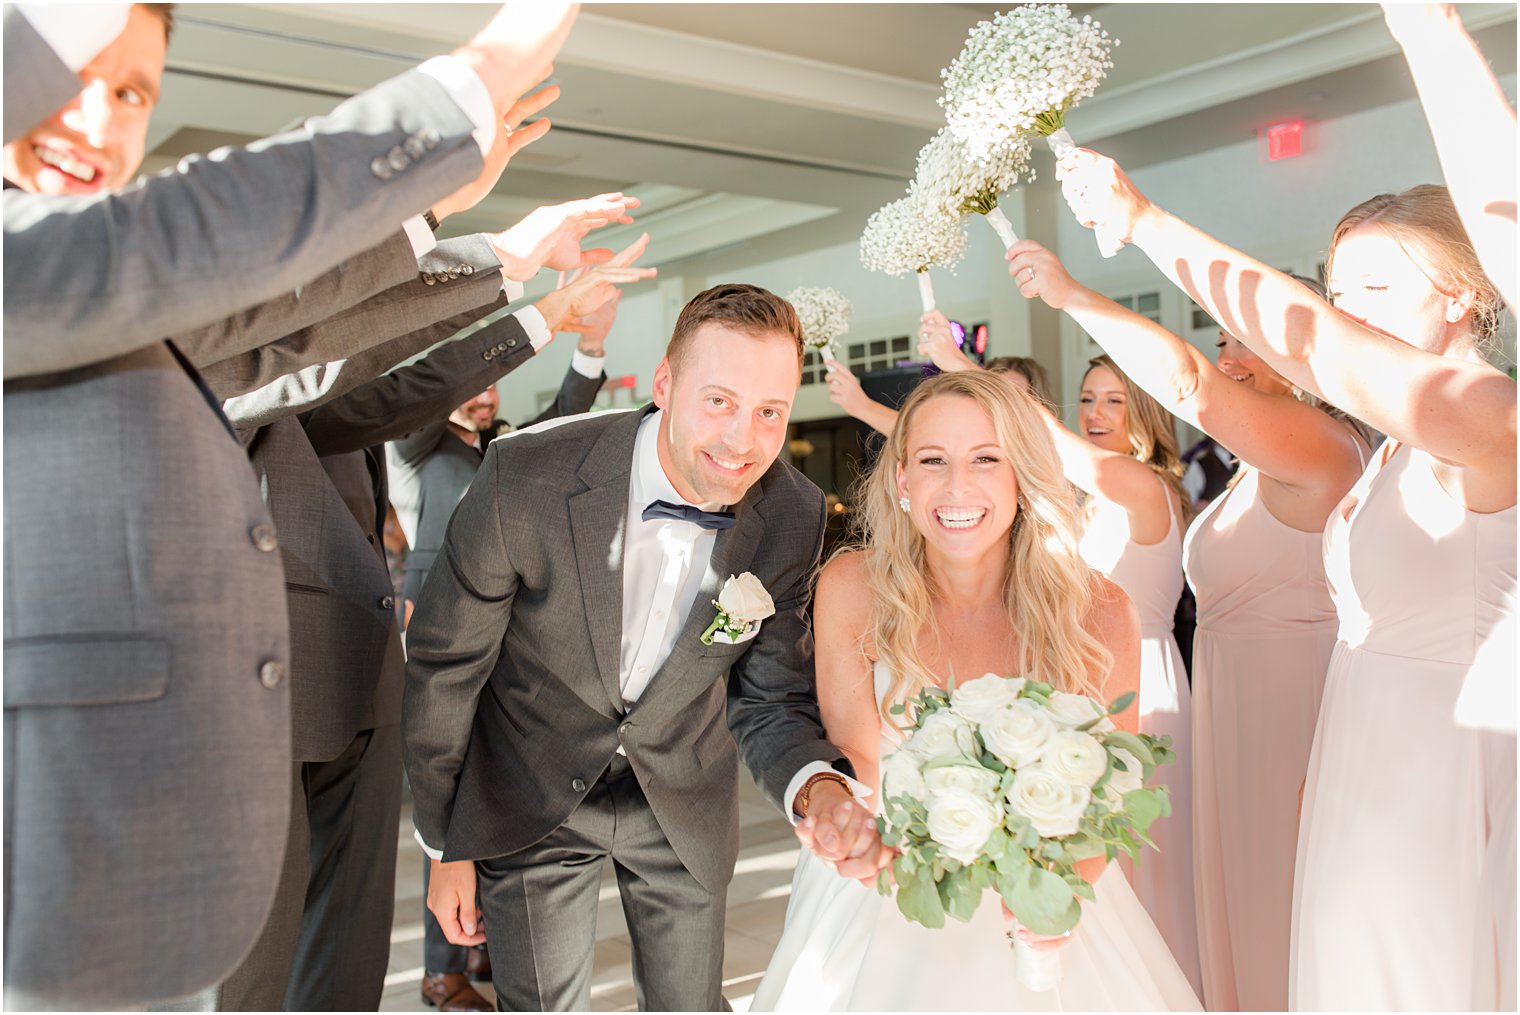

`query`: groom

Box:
[403,283,877,1010]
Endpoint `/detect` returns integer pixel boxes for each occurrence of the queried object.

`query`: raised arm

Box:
[1006,239,1365,497]
[1039,410,1174,545]
[824,358,902,437]
[1059,150,1516,504]
[1384,3,1515,307]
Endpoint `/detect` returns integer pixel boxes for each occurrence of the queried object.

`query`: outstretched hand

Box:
[1056,148,1153,249]
[1005,239,1081,310]
[533,233,656,333]
[492,193,642,282]
[433,81,561,222]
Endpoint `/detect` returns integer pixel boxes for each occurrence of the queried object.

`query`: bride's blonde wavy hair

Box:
[847,371,1114,723]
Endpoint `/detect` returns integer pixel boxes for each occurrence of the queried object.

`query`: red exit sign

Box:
[1261,120,1304,160]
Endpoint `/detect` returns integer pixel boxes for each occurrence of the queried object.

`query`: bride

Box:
[751,370,1200,1011]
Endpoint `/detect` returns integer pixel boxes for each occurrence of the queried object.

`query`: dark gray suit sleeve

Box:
[300,313,537,457]
[218,285,511,430]
[2,68,484,376]
[199,234,502,400]
[403,437,520,850]
[726,493,846,812]
[519,361,605,429]
[388,420,452,471]
[2,6,82,145]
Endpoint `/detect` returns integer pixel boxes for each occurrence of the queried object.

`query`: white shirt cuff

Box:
[17,3,130,72]
[501,277,524,303]
[417,55,497,157]
[516,304,551,351]
[414,829,444,861]
[784,762,873,826]
[570,349,606,379]
[402,216,437,258]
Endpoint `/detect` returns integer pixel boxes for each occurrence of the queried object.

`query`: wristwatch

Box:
[793,771,852,820]
[424,209,440,232]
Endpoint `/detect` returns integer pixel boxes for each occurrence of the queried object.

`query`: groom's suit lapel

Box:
[568,408,645,716]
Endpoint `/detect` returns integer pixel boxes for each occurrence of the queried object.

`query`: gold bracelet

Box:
[794,771,851,820]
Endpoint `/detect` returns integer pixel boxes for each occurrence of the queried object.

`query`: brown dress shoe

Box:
[420,972,493,1012]
[466,945,493,983]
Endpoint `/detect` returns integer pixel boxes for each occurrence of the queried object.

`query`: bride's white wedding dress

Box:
[750,662,1202,1012]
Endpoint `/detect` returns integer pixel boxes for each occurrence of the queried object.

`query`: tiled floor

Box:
[381,772,797,1012]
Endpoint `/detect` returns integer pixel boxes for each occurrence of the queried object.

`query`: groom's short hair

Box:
[666,283,804,374]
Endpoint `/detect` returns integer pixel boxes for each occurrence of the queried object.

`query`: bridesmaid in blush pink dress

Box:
[1040,356,1202,998]
[1002,244,1373,1010]
[1048,160,1516,1010]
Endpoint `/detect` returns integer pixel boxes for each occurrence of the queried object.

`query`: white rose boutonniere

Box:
[700,573,776,645]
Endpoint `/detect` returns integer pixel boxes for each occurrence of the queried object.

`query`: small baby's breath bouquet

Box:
[786,286,853,363]
[940,4,1122,255]
[877,673,1172,990]
[859,195,968,312]
[909,128,1033,251]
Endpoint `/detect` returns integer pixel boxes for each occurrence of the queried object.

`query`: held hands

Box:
[533,233,656,334]
[491,193,642,282]
[1006,239,1081,310]
[1056,148,1154,250]
[917,310,978,373]
[428,857,487,947]
[795,781,893,887]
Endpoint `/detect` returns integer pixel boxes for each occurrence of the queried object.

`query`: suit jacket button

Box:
[250,524,278,552]
[447,267,460,279]
[619,722,632,737]
[505,339,516,348]
[421,272,436,285]
[420,127,441,150]
[483,350,494,361]
[387,147,410,172]
[259,661,286,689]
[380,595,395,610]
[403,135,426,160]
[571,778,587,793]
[370,157,394,181]
[460,264,474,276]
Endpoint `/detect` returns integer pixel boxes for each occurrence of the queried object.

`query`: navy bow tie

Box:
[642,499,736,530]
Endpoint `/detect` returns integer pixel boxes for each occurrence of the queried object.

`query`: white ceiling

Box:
[144,3,1517,276]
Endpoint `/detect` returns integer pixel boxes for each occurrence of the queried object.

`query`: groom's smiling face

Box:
[652,322,800,508]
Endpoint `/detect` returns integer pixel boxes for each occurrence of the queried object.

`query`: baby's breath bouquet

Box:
[786,286,853,362]
[877,673,1173,990]
[940,4,1122,255]
[909,128,1032,251]
[859,195,968,312]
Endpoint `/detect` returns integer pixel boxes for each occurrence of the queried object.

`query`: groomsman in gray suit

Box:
[1,4,579,1007]
[202,241,649,1012]
[404,284,883,1011]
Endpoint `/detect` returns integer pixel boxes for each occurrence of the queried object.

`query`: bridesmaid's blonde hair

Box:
[848,371,1112,722]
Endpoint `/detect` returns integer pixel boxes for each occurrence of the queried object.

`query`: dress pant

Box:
[475,753,728,1011]
[163,725,402,1011]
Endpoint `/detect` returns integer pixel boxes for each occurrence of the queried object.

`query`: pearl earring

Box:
[899,495,911,513]
[1446,304,1464,323]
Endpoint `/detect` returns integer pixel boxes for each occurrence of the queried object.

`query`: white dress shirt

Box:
[618,410,719,705]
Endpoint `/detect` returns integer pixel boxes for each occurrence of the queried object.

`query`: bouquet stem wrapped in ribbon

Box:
[877,673,1173,990]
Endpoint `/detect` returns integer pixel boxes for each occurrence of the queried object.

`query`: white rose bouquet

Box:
[877,673,1173,990]
[786,286,853,363]
[909,128,1032,251]
[859,195,969,312]
[939,4,1123,256]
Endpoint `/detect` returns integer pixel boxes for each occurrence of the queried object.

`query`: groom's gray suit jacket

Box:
[403,406,847,893]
